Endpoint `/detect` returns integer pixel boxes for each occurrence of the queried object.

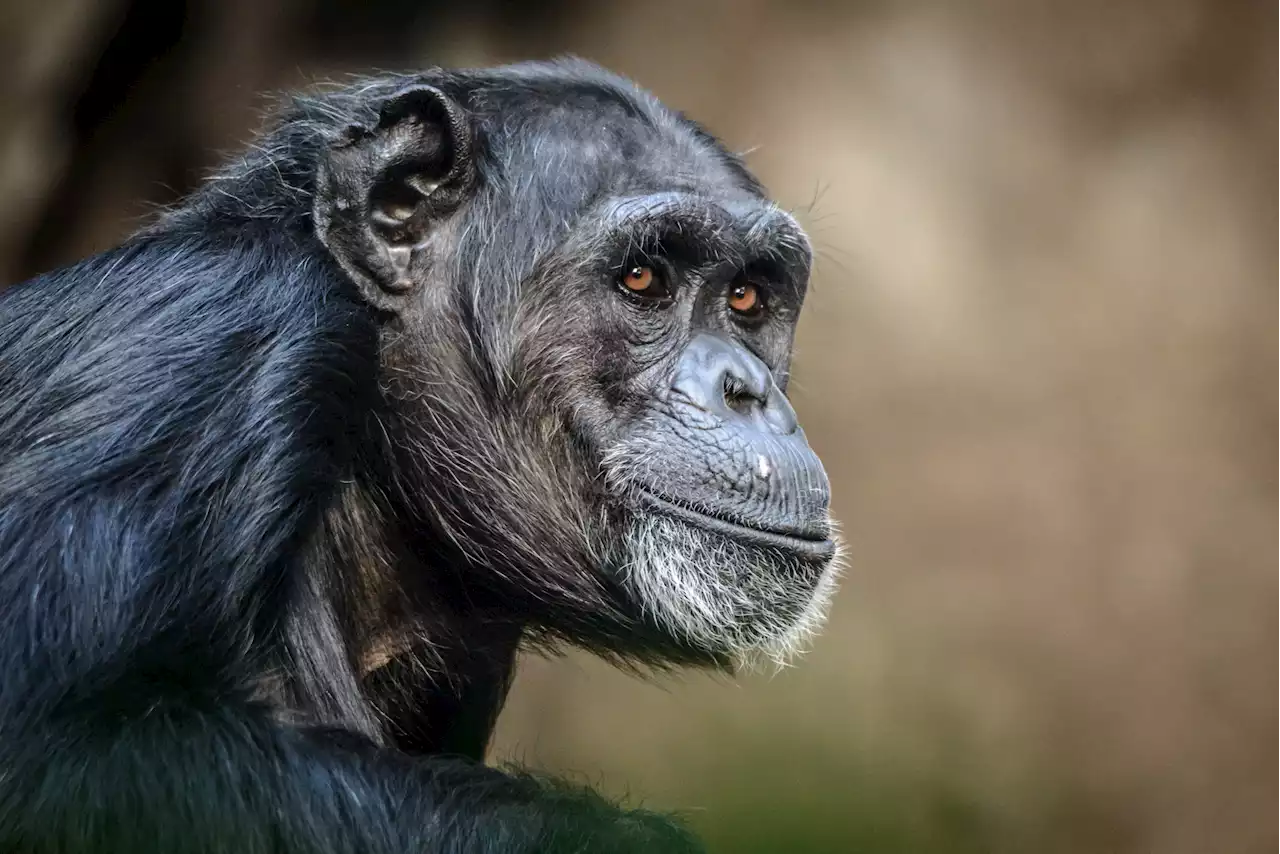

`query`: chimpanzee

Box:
[0,58,840,853]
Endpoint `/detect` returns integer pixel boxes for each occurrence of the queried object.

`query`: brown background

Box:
[1,1,1274,851]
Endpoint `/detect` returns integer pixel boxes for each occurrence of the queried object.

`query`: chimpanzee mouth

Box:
[637,490,836,562]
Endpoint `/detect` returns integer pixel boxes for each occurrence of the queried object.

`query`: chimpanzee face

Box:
[315,60,840,667]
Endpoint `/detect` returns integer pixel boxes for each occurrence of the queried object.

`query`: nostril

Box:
[721,373,759,417]
[673,334,798,433]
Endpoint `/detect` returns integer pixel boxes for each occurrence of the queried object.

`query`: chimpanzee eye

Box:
[728,278,766,319]
[618,264,672,302]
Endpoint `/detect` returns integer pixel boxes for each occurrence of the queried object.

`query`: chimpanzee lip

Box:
[637,490,836,562]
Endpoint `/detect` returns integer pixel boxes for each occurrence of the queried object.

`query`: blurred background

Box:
[0,0,1274,850]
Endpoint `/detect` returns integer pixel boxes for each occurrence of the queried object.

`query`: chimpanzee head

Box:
[309,59,840,668]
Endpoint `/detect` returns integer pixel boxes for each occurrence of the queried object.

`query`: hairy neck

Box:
[279,475,524,759]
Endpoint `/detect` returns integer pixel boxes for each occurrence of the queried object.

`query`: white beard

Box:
[616,513,844,670]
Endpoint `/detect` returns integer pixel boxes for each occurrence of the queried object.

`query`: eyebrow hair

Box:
[596,193,811,285]
[736,204,812,274]
[599,194,735,263]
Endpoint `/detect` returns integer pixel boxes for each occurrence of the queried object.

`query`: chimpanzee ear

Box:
[313,85,474,312]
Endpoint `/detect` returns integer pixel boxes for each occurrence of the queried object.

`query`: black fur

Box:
[0,58,826,853]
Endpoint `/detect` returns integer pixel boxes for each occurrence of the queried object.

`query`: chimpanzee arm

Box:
[0,237,699,854]
[3,709,696,853]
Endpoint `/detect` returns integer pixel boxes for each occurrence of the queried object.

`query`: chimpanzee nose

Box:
[672,334,798,435]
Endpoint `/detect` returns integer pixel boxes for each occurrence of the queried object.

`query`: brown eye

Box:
[618,264,671,301]
[728,280,764,316]
[622,265,654,291]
